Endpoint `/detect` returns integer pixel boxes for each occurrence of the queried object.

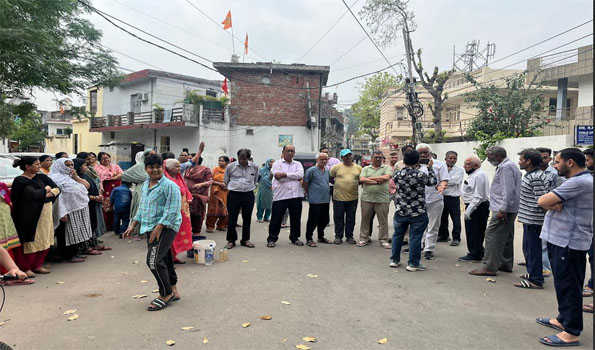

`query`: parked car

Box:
[0,153,45,185]
[0,156,23,185]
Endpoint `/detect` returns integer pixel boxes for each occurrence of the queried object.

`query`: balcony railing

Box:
[89,104,225,131]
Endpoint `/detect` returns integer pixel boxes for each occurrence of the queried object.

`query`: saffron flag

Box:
[244,33,248,55]
[222,10,232,30]
[222,78,229,96]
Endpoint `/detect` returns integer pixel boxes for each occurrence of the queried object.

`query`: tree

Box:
[464,73,549,158]
[9,104,46,151]
[359,0,453,142]
[0,0,120,97]
[351,72,402,140]
[412,50,454,141]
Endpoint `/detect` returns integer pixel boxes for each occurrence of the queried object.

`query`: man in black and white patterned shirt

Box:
[390,150,437,271]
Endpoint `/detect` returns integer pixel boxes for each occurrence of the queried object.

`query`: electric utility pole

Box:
[402,24,423,145]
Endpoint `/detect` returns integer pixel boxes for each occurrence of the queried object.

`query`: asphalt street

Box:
[0,204,592,350]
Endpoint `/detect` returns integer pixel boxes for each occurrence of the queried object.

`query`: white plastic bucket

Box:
[193,240,216,264]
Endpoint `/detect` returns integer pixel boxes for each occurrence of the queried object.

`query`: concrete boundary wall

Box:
[428,134,574,179]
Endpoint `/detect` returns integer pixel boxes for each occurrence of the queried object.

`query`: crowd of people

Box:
[0,141,592,347]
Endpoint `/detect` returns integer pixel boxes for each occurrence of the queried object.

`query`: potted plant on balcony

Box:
[153,104,164,123]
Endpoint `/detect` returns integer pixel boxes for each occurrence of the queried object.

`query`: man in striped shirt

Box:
[514,149,548,290]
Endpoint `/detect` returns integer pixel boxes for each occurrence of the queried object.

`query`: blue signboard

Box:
[576,125,594,146]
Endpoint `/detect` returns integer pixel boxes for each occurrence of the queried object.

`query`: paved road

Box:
[0,204,592,349]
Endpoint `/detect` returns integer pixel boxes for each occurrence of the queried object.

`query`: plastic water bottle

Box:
[205,244,214,266]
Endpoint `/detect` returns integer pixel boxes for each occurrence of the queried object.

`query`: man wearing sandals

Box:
[469,146,521,276]
[123,154,182,311]
[357,150,392,248]
[303,152,331,247]
[535,148,593,347]
[514,149,549,290]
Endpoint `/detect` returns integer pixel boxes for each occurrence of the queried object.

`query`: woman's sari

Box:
[164,164,193,259]
[95,162,123,231]
[184,165,212,235]
[206,166,228,231]
[0,183,20,250]
[256,159,274,221]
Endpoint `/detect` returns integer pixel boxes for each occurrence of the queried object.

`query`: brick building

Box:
[213,62,329,161]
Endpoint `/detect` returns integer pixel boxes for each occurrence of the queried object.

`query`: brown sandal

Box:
[306,240,317,247]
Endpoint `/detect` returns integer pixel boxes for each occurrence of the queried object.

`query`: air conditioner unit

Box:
[141,93,149,102]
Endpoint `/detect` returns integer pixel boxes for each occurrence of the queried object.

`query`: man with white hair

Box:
[459,156,490,262]
[303,152,331,247]
[470,146,521,276]
[416,143,449,260]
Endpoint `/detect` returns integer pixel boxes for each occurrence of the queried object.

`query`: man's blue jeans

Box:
[391,213,428,267]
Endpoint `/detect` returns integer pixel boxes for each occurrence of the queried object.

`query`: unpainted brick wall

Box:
[228,71,322,126]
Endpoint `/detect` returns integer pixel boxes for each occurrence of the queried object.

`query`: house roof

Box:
[213,62,330,85]
[120,69,222,87]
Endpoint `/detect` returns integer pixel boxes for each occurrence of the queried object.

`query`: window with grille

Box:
[160,136,171,153]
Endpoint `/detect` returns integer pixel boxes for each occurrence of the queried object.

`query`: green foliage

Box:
[352,72,402,139]
[472,131,507,161]
[0,0,119,96]
[421,130,446,144]
[184,91,228,109]
[8,103,46,151]
[464,73,549,142]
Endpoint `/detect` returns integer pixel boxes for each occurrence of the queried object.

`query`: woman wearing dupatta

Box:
[256,159,275,222]
[164,159,193,263]
[77,152,108,248]
[122,150,153,238]
[205,156,230,232]
[184,157,212,244]
[50,158,96,262]
[95,152,123,231]
[11,157,60,276]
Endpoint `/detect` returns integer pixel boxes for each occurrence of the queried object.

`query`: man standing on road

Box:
[470,146,521,276]
[123,154,182,311]
[438,151,464,246]
[330,149,362,245]
[535,148,592,347]
[458,156,490,262]
[390,150,437,271]
[416,143,449,260]
[303,152,331,247]
[514,149,548,290]
[358,150,392,248]
[223,149,258,249]
[267,145,304,247]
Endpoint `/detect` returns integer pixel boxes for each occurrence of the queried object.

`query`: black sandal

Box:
[514,279,543,289]
[147,297,170,311]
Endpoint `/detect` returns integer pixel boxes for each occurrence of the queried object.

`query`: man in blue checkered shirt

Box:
[124,154,182,312]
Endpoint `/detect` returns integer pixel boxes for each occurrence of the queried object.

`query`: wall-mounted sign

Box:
[278,135,293,147]
[575,125,593,146]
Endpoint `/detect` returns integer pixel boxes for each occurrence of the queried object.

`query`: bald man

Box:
[459,156,490,262]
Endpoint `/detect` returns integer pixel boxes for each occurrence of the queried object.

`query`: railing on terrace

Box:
[89,104,225,129]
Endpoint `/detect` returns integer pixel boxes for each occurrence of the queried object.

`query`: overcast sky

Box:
[32,0,593,111]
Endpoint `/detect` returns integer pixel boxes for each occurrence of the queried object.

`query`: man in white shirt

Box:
[438,151,465,246]
[416,143,449,260]
[459,156,490,262]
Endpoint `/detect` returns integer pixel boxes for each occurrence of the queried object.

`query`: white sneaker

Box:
[406,265,426,272]
[389,261,401,268]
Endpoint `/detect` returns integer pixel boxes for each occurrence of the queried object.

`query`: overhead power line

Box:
[108,47,167,71]
[108,0,232,55]
[89,5,213,63]
[341,0,401,76]
[295,0,360,62]
[495,33,593,70]
[489,19,593,66]
[182,0,266,60]
[81,0,404,90]
[330,36,367,65]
